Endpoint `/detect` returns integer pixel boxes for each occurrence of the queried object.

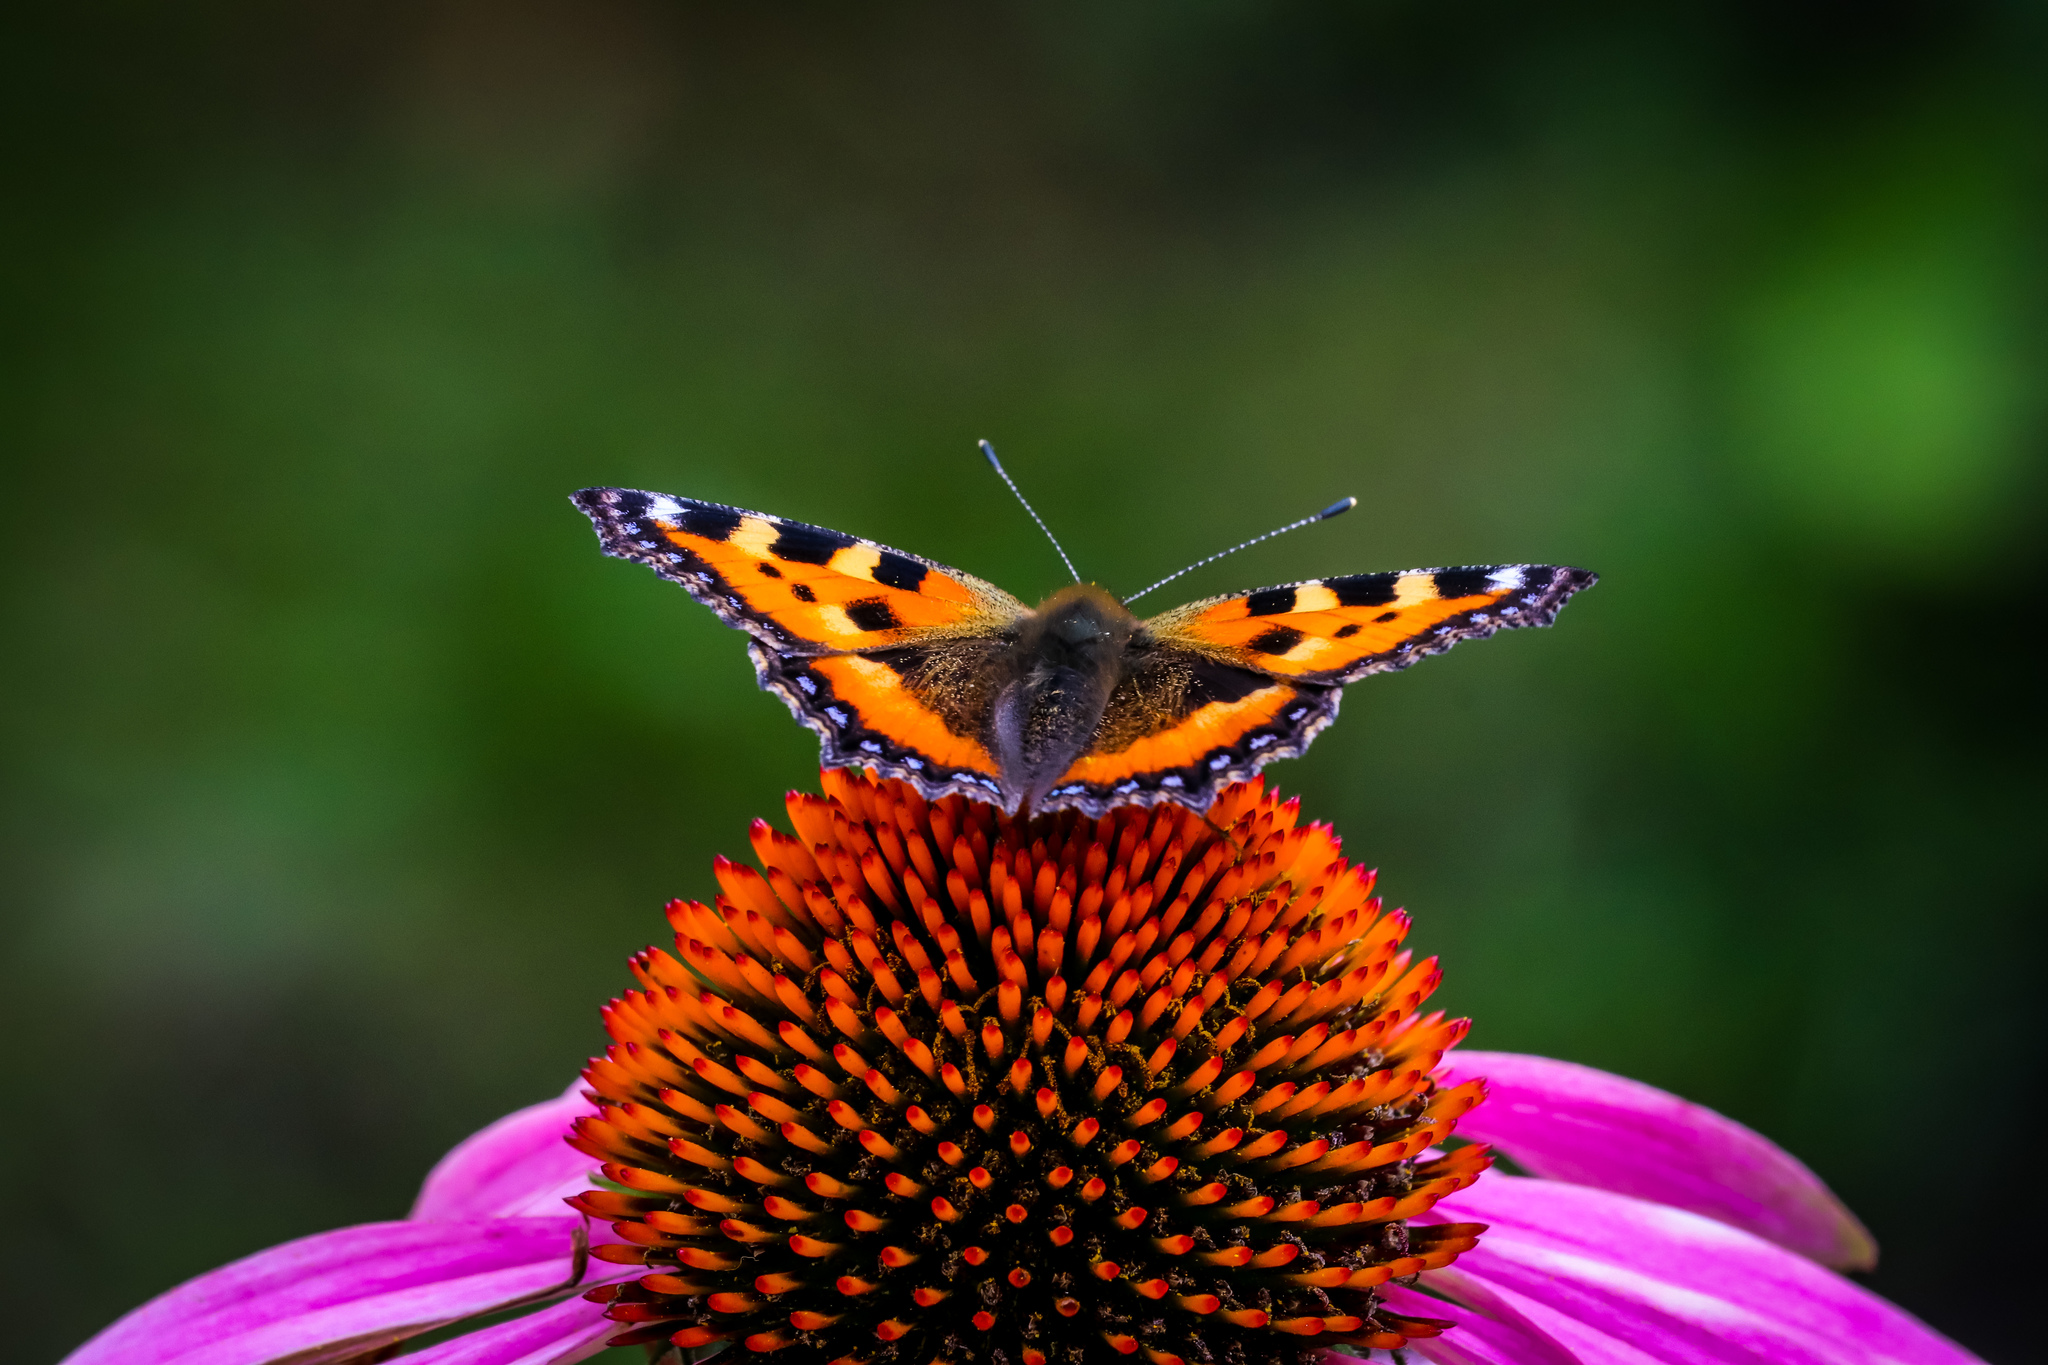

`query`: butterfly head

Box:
[1028,583,1139,658]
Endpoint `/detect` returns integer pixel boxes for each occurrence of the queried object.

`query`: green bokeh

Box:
[3,5,2042,1362]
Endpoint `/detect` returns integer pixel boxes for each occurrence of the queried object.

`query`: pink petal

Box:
[62,1216,632,1365]
[401,1294,621,1365]
[1423,1175,1982,1365]
[413,1081,601,1221]
[1373,1282,1593,1365]
[1442,1050,1877,1269]
[1400,1276,1695,1365]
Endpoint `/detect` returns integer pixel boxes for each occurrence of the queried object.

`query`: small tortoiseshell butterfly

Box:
[575,455,1593,817]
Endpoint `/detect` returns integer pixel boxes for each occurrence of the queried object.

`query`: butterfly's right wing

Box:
[574,488,1029,802]
[1033,565,1596,815]
[1142,565,1597,684]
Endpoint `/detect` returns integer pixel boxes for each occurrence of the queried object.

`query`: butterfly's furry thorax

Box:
[572,486,1596,817]
[988,585,1140,814]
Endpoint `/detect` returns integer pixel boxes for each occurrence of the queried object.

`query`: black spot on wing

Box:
[791,583,817,603]
[771,521,857,565]
[1247,626,1305,656]
[1246,587,1297,616]
[1334,623,1361,639]
[1373,611,1398,623]
[1330,573,1399,607]
[1185,658,1271,708]
[872,551,928,593]
[844,598,901,633]
[757,562,783,578]
[679,503,744,541]
[1433,567,1497,599]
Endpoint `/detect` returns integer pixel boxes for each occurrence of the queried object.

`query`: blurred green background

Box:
[4,3,2042,1361]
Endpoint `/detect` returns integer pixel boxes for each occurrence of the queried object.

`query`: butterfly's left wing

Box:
[1033,564,1595,814]
[575,488,1028,804]
[574,489,1027,654]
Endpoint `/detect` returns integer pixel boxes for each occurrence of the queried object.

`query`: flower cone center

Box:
[573,771,1488,1363]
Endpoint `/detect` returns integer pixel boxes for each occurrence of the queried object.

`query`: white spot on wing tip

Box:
[1488,566,1526,591]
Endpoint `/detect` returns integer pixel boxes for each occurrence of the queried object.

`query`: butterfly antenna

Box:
[1122,496,1357,604]
[981,439,1082,583]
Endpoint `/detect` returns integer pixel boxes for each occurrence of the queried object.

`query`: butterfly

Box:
[573,472,1594,817]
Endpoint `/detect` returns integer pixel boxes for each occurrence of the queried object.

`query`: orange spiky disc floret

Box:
[573,770,1491,1363]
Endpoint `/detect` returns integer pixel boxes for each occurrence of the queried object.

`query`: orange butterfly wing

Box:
[574,489,1024,653]
[1044,666,1338,810]
[575,489,1024,800]
[1145,565,1598,684]
[1035,564,1595,812]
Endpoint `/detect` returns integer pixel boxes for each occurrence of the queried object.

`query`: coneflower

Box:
[59,771,1985,1365]
[570,770,1488,1363]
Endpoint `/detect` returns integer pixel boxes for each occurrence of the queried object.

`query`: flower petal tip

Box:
[1445,1050,1880,1270]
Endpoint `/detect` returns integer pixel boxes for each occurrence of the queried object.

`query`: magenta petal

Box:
[1372,1282,1590,1365]
[61,1216,630,1365]
[1417,1277,1703,1365]
[1425,1175,1983,1365]
[400,1294,621,1365]
[1442,1050,1877,1269]
[413,1081,601,1221]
